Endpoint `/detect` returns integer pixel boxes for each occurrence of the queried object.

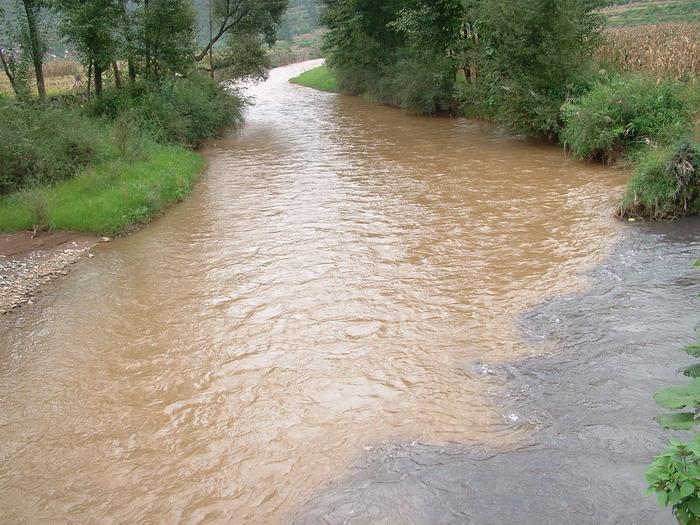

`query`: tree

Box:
[20,0,46,98]
[0,0,48,99]
[195,0,287,77]
[138,0,196,78]
[464,0,606,137]
[58,0,122,95]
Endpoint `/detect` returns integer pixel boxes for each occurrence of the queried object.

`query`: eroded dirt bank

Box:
[292,218,700,525]
[0,232,98,313]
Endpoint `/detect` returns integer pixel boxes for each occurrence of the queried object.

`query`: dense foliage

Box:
[617,141,700,220]
[321,0,605,132]
[561,77,695,163]
[0,96,109,194]
[89,75,244,146]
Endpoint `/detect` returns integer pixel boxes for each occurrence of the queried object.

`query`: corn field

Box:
[598,23,700,79]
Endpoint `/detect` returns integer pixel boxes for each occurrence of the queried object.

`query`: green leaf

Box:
[693,259,700,268]
[684,343,700,358]
[656,412,699,431]
[655,379,700,410]
[684,364,700,378]
[681,481,696,499]
[688,497,700,516]
[658,490,669,507]
[669,488,682,506]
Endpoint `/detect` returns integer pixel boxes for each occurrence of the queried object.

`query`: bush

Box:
[647,437,700,525]
[617,140,700,220]
[561,77,695,163]
[0,98,110,195]
[375,55,455,115]
[89,74,245,147]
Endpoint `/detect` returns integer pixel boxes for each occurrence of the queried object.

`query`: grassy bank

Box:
[0,144,204,235]
[290,65,337,92]
[0,75,241,236]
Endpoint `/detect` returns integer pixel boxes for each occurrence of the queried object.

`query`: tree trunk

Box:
[128,58,136,82]
[0,48,19,97]
[208,0,214,78]
[21,0,46,100]
[94,63,103,96]
[86,60,92,98]
[112,61,122,88]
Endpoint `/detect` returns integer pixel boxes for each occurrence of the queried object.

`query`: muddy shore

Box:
[292,218,700,525]
[0,232,99,314]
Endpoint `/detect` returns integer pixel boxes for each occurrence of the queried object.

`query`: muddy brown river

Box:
[1,61,698,524]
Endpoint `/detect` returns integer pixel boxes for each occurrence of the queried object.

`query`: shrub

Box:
[0,98,110,195]
[647,437,700,525]
[617,141,700,220]
[89,74,245,147]
[561,77,695,163]
[376,55,455,115]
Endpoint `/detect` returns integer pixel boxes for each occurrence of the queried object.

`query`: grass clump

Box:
[0,143,204,235]
[290,65,338,93]
[561,77,695,163]
[617,140,700,220]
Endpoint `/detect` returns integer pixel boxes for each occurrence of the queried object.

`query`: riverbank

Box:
[0,232,100,314]
[0,144,204,314]
[0,74,242,314]
[290,64,337,92]
[0,145,205,235]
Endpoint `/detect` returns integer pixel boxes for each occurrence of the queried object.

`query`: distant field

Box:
[600,23,700,78]
[602,0,700,26]
[0,60,111,97]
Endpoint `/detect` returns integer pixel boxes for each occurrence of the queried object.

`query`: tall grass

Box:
[0,144,204,234]
[618,140,700,219]
[561,76,696,162]
[0,97,113,194]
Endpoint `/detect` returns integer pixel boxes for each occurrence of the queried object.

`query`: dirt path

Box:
[0,232,99,314]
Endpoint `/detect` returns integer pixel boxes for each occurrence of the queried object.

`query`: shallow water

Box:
[0,60,657,524]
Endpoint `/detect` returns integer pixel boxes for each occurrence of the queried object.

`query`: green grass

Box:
[0,144,205,235]
[603,0,700,27]
[290,65,338,93]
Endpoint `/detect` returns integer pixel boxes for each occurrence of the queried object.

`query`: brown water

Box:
[0,60,628,524]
